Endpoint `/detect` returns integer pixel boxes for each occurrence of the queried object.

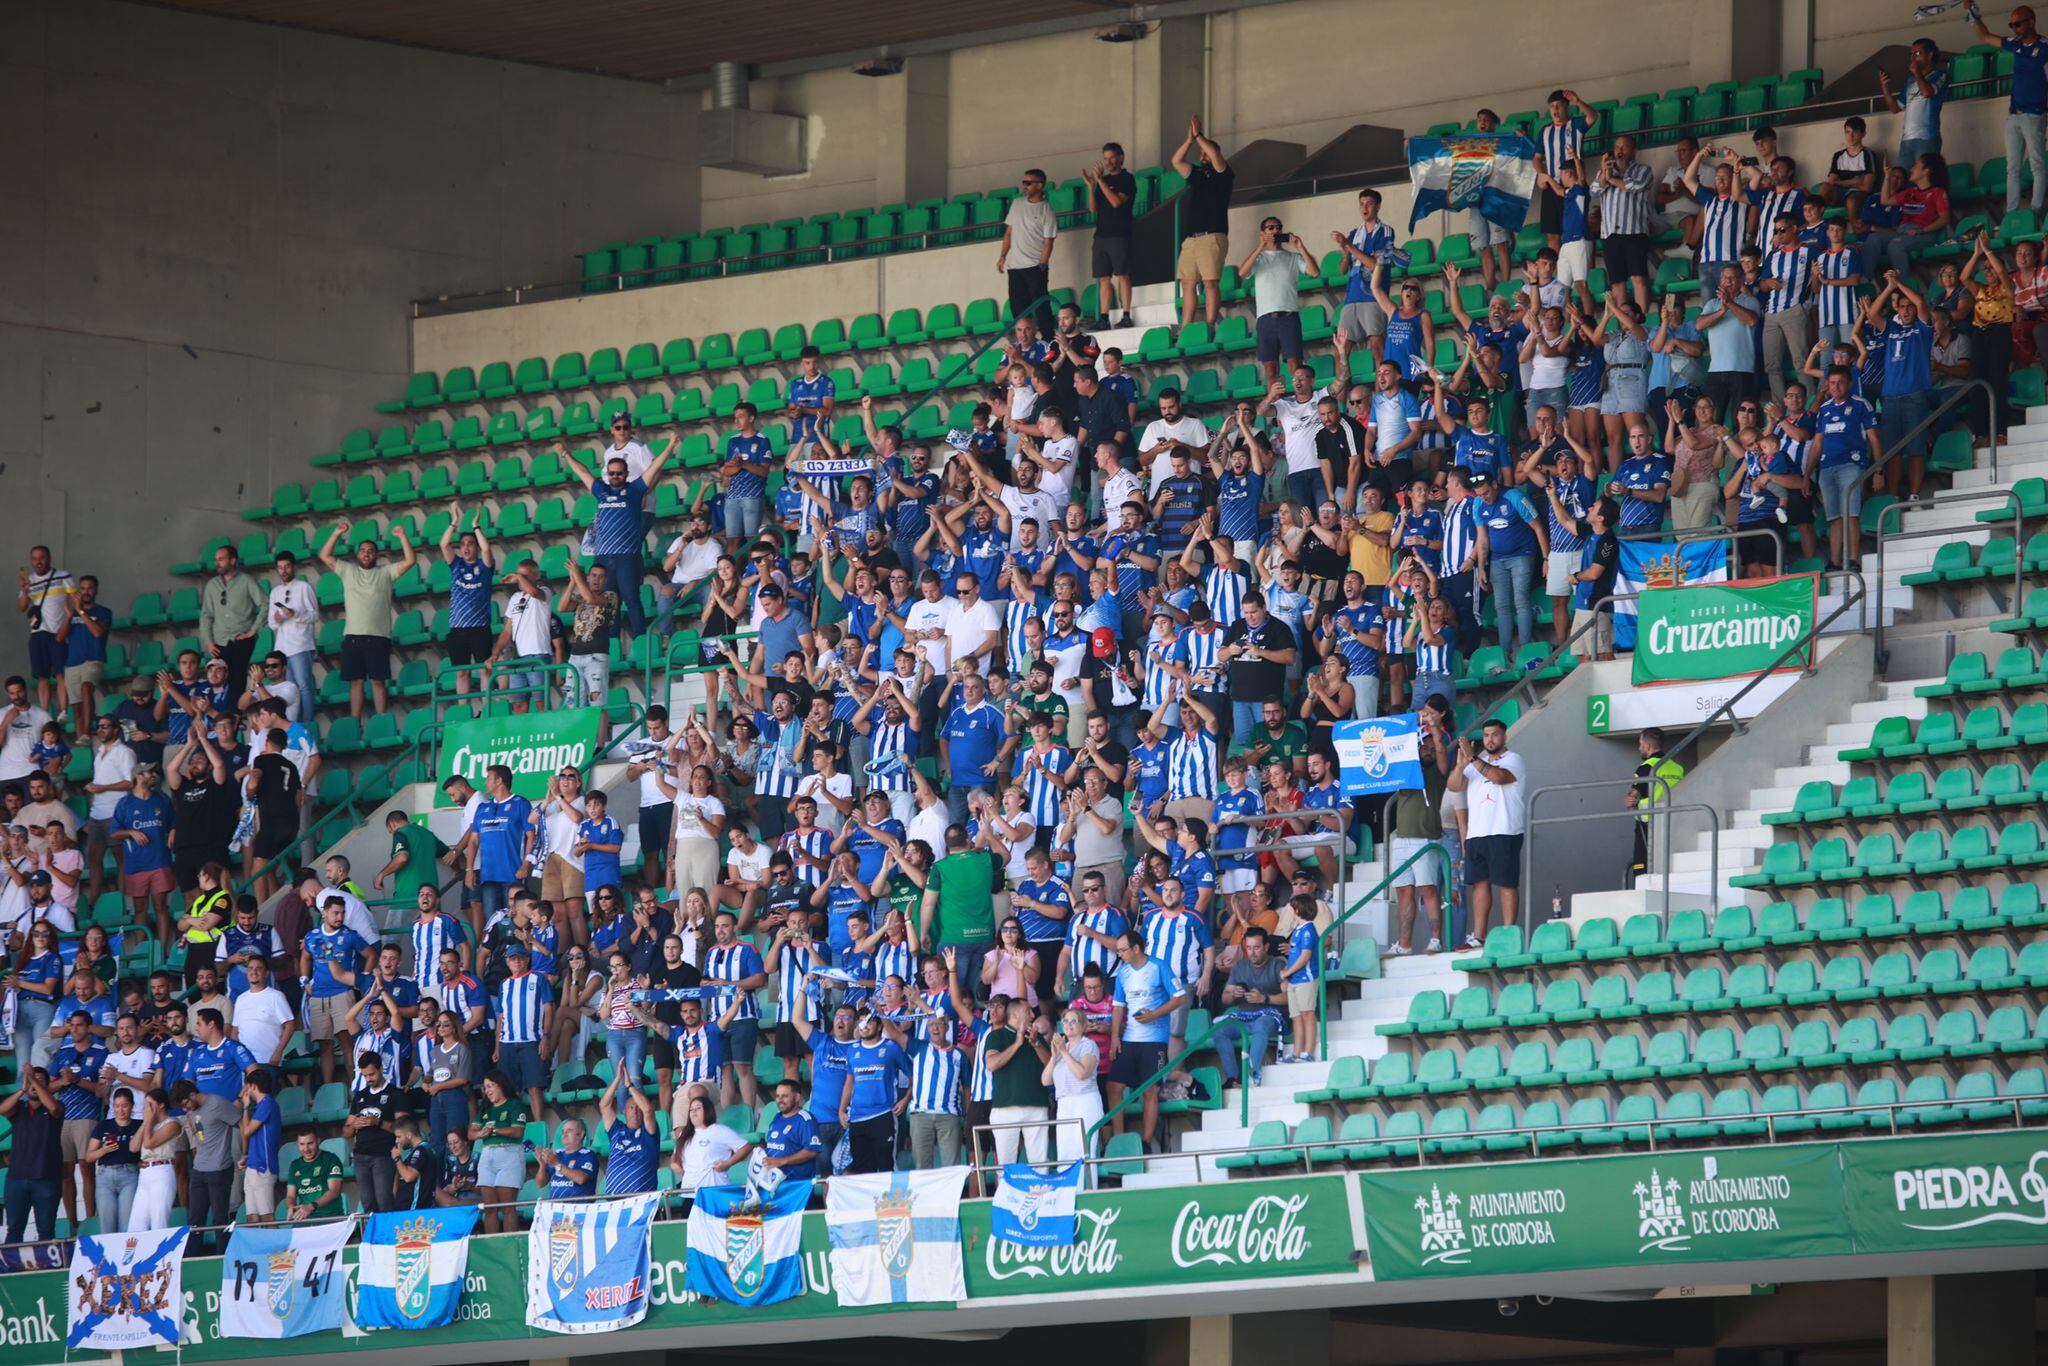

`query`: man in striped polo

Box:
[1680,144,1752,291]
[494,945,552,1120]
[1594,135,1655,312]
[1757,214,1816,401]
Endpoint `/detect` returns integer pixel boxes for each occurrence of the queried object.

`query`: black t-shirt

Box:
[1182,164,1235,237]
[1094,170,1138,238]
[92,1117,141,1167]
[253,752,301,823]
[349,1083,400,1158]
[397,1141,441,1208]
[1074,738,1131,796]
[652,959,704,1028]
[1585,531,1622,612]
[1222,617,1293,699]
[173,774,235,851]
[1315,418,1369,493]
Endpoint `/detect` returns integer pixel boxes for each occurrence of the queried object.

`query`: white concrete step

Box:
[1119,1157,1202,1188]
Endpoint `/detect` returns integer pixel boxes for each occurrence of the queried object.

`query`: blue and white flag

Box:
[991,1161,1082,1248]
[219,1218,355,1339]
[1406,133,1539,233]
[686,1180,812,1308]
[1613,538,1731,650]
[67,1225,189,1351]
[355,1206,478,1330]
[527,1193,659,1335]
[1333,714,1426,796]
[795,457,877,477]
[825,1167,968,1307]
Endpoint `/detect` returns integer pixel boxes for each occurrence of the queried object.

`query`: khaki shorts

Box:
[305,992,354,1042]
[540,854,585,903]
[1286,980,1319,1015]
[65,662,104,689]
[1572,606,1614,656]
[1177,233,1228,282]
[244,1168,278,1219]
[62,1117,97,1162]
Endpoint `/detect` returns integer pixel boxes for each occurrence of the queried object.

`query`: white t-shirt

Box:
[666,535,722,587]
[673,792,726,842]
[629,736,678,808]
[1141,416,1215,492]
[267,579,320,657]
[103,1044,158,1107]
[504,590,554,658]
[726,840,771,885]
[1462,749,1529,839]
[902,597,958,673]
[796,772,854,834]
[0,705,53,783]
[1273,391,1329,475]
[677,1122,747,1193]
[945,599,1001,669]
[1033,436,1079,506]
[1000,487,1059,549]
[233,985,296,1065]
[1101,467,1142,520]
[544,796,586,871]
[259,678,303,716]
[1045,631,1087,703]
[908,801,950,854]
[89,742,137,820]
[318,888,381,946]
[599,439,654,481]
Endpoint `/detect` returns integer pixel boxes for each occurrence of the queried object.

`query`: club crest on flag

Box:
[724,1210,766,1299]
[1355,725,1392,780]
[266,1247,298,1319]
[549,1212,582,1293]
[1011,1183,1054,1233]
[393,1218,436,1320]
[875,1191,917,1278]
[1444,138,1496,211]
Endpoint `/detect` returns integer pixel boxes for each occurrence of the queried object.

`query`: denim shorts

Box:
[1817,462,1865,522]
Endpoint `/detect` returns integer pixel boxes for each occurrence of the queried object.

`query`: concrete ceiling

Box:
[134,0,1127,82]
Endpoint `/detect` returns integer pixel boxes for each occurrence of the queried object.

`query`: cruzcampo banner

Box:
[1358,1142,1843,1279]
[1842,1128,2048,1253]
[437,707,601,803]
[1631,573,1818,686]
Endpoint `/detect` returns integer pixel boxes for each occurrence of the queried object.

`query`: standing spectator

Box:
[1171,115,1234,332]
[559,557,620,725]
[317,522,417,722]
[1448,718,1527,949]
[1757,214,1815,401]
[1626,727,1687,888]
[185,1007,253,1253]
[435,514,496,710]
[998,169,1058,337]
[495,944,553,1120]
[1465,110,1514,286]
[1964,233,2018,439]
[1535,89,1595,250]
[1332,189,1397,389]
[57,574,112,738]
[1697,265,1762,420]
[1139,387,1215,494]
[49,1011,108,1230]
[1881,38,1949,169]
[466,762,533,921]
[1084,143,1137,329]
[346,1052,401,1212]
[1473,472,1547,667]
[1262,369,1334,510]
[0,1068,62,1245]
[16,546,74,720]
[1971,4,2048,215]
[1109,928,1186,1154]
[111,761,175,944]
[265,552,320,725]
[84,1088,142,1233]
[1867,271,1938,498]
[908,1013,966,1170]
[1240,216,1319,387]
[299,893,369,1086]
[1220,592,1297,741]
[198,544,265,682]
[1681,145,1751,290]
[1596,136,1655,312]
[0,674,53,790]
[469,1072,529,1234]
[573,442,672,649]
[598,1073,662,1196]
[838,1010,910,1175]
[921,824,1000,996]
[984,998,1051,1167]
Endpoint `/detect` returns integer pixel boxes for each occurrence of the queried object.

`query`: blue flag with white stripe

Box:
[686,1180,811,1308]
[67,1226,189,1350]
[1333,714,1426,796]
[825,1167,968,1307]
[1613,539,1731,650]
[526,1193,659,1334]
[1406,133,1538,232]
[991,1161,1083,1247]
[355,1206,478,1330]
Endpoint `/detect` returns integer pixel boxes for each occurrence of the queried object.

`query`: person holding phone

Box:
[1240,216,1321,387]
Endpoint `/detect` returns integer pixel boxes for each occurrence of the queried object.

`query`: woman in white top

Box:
[980,786,1036,884]
[547,945,605,1067]
[128,1088,186,1231]
[1042,1008,1103,1168]
[670,1090,751,1209]
[537,771,589,952]
[662,763,727,900]
[906,769,950,855]
[674,886,712,967]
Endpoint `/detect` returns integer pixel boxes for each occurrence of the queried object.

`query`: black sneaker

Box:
[1117,313,1136,328]
[1093,315,1113,331]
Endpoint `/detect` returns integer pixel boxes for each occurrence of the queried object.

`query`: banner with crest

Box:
[355,1206,478,1330]
[1405,133,1538,232]
[66,1225,189,1351]
[220,1218,355,1339]
[825,1166,969,1307]
[991,1161,1082,1248]
[1332,714,1427,796]
[1613,538,1731,651]
[685,1180,811,1309]
[526,1193,659,1334]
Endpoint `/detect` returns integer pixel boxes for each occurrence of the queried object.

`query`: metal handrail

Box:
[1316,840,1452,1059]
[1873,483,2027,672]
[1519,786,1721,921]
[1844,378,2001,516]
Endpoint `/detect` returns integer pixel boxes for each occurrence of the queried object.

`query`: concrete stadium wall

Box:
[0,0,699,674]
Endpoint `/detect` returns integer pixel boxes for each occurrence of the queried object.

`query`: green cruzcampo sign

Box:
[1359,1142,1841,1279]
[0,1177,1358,1364]
[1631,573,1817,686]
[437,706,602,802]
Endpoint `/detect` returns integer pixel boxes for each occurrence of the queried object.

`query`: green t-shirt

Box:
[1231,721,1311,767]
[477,1098,527,1147]
[287,1153,343,1208]
[985,1026,1050,1109]
[1008,690,1068,730]
[388,821,450,901]
[336,560,403,638]
[887,872,923,929]
[926,851,998,945]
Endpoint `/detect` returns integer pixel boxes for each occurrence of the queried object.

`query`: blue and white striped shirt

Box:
[1141,908,1208,989]
[349,1027,405,1091]
[1538,115,1587,180]
[780,826,832,889]
[705,942,764,1021]
[1815,248,1860,327]
[1441,498,1479,575]
[1750,186,1805,249]
[777,938,820,1026]
[1068,906,1128,981]
[1166,727,1219,802]
[1775,420,1812,473]
[1202,566,1246,624]
[867,718,913,791]
[410,913,463,990]
[495,971,552,1044]
[970,1026,995,1103]
[1414,630,1454,678]
[753,711,805,799]
[1005,598,1038,672]
[1697,191,1748,265]
[1597,162,1655,236]
[1177,624,1224,694]
[874,938,916,992]
[1014,743,1074,830]
[671,1020,721,1084]
[1762,245,1814,313]
[910,1043,964,1115]
[1545,474,1596,554]
[1143,633,1182,708]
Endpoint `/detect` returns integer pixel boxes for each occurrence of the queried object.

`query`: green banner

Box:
[0,1176,1355,1364]
[1359,1143,1844,1279]
[1631,573,1817,686]
[436,706,602,802]
[1842,1128,2048,1252]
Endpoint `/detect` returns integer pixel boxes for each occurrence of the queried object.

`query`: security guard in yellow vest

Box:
[1626,727,1685,888]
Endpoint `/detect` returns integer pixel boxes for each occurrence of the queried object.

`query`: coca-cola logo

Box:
[1171,1193,1311,1268]
[983,1208,1123,1281]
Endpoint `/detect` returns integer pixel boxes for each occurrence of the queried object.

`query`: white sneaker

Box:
[1462,934,1483,949]
[1384,942,1413,957]
[1426,937,1442,953]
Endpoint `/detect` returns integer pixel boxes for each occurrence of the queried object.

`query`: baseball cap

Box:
[204,657,230,671]
[27,871,51,886]
[1090,626,1117,659]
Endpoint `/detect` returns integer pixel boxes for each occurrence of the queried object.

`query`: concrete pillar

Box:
[1177,1309,1331,1366]
[872,54,950,207]
[1887,1272,2034,1366]
[1691,0,1787,88]
[1127,15,1209,173]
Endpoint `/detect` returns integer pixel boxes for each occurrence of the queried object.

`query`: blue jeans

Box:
[1490,556,1537,662]
[596,552,646,636]
[1286,469,1327,510]
[283,650,316,724]
[941,942,990,1003]
[1441,571,1481,657]
[1231,700,1264,742]
[893,537,923,576]
[15,995,53,1076]
[428,1089,470,1155]
[946,783,994,826]
[2007,113,2046,212]
[606,1029,648,1090]
[479,880,516,920]
[1881,387,1933,459]
[726,495,766,542]
[1861,231,1943,281]
[97,1163,138,1234]
[4,1176,59,1245]
[1897,137,1940,172]
[1414,671,1455,709]
[1210,1012,1280,1084]
[1817,461,1866,523]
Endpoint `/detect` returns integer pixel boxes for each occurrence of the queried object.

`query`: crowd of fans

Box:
[0,18,2029,1244]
